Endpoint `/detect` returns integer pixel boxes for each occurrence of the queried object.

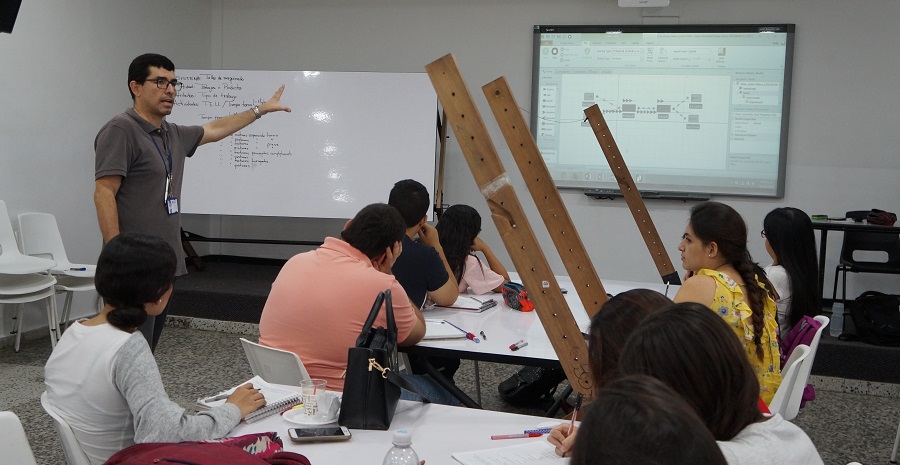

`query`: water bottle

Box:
[830,302,844,337]
[383,429,419,465]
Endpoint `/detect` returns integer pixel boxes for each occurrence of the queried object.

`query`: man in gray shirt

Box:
[94,53,291,351]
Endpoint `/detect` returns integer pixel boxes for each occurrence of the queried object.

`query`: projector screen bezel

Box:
[531,24,795,199]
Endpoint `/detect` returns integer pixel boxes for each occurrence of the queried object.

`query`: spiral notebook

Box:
[197,375,303,424]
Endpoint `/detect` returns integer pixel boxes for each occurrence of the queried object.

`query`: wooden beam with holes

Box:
[425,54,593,397]
[483,77,608,318]
[584,104,681,286]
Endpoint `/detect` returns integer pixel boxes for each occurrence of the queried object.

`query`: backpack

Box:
[498,366,567,407]
[779,316,822,408]
[103,432,311,465]
[849,291,900,346]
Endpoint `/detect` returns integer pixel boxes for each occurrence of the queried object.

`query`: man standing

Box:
[388,179,458,309]
[94,53,291,351]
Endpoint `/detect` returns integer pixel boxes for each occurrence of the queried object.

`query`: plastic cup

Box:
[300,379,327,417]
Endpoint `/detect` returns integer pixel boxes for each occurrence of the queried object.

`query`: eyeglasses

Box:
[760,230,767,239]
[143,77,183,91]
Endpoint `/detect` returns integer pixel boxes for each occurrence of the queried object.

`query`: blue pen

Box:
[443,320,480,343]
[70,267,87,271]
[524,427,553,434]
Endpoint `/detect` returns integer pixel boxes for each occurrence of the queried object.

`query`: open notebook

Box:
[197,375,302,423]
[452,440,568,465]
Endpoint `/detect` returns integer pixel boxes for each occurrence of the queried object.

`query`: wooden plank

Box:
[425,54,593,397]
[584,105,681,285]
[483,77,608,318]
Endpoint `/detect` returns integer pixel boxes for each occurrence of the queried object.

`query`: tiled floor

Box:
[3,324,900,465]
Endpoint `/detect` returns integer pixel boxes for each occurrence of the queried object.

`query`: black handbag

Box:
[338,290,402,430]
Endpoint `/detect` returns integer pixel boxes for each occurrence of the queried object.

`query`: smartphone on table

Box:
[288,426,351,443]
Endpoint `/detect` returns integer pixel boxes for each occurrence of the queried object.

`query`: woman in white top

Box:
[762,207,821,337]
[620,302,824,465]
[44,233,265,465]
[436,204,510,295]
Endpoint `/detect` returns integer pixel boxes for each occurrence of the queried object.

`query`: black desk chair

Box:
[831,225,900,305]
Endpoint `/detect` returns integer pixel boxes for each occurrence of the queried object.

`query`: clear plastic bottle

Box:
[383,429,419,465]
[830,302,844,337]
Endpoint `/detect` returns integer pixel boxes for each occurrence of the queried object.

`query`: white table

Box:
[405,274,677,406]
[410,274,677,366]
[231,400,564,465]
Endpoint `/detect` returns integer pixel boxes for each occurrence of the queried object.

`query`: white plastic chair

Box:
[0,411,37,465]
[768,344,811,420]
[40,392,92,465]
[0,201,58,352]
[240,337,311,386]
[784,315,830,417]
[17,212,99,335]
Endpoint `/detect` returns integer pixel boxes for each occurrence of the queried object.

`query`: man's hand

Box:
[259,85,292,115]
[417,223,440,248]
[372,240,402,274]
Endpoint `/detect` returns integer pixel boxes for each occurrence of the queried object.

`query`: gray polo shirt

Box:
[95,108,204,276]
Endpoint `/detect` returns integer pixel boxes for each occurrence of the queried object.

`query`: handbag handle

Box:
[354,289,398,347]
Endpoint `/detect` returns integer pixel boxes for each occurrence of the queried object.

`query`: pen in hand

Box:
[568,393,584,435]
[203,392,231,403]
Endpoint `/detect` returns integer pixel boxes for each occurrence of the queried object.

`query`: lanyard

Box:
[150,128,173,179]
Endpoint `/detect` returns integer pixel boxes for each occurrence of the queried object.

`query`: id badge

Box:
[166,197,179,215]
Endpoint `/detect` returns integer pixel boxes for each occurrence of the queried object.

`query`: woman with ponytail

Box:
[673,201,782,404]
[45,233,265,465]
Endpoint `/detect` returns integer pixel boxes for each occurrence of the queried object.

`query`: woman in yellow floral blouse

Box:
[673,201,782,404]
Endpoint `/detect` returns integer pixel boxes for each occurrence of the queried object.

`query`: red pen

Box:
[445,320,481,343]
[568,393,584,435]
[491,433,543,440]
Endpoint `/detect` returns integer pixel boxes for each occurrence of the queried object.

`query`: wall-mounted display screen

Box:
[531,24,794,198]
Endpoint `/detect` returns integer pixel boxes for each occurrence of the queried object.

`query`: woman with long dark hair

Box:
[762,207,821,337]
[620,303,822,464]
[436,204,509,294]
[673,201,781,403]
[570,375,727,465]
[45,233,264,465]
[548,289,673,457]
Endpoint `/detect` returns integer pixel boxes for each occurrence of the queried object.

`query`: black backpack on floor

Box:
[498,366,567,407]
[849,291,900,346]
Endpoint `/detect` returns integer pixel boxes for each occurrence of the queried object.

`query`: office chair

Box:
[240,337,311,386]
[767,344,811,420]
[41,392,92,465]
[0,411,37,465]
[17,212,100,336]
[831,220,900,306]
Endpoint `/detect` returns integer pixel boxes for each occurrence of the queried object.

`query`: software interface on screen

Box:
[532,25,793,197]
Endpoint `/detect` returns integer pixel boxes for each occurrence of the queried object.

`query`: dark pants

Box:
[138,278,176,352]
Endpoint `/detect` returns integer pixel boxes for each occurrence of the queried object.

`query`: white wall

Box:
[209,0,900,295]
[2,0,898,341]
[0,0,213,340]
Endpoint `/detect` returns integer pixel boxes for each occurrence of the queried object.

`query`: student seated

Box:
[258,203,458,405]
[570,375,727,465]
[436,204,510,294]
[389,179,458,308]
[548,289,673,456]
[762,207,821,337]
[674,201,782,403]
[620,303,823,465]
[44,233,264,465]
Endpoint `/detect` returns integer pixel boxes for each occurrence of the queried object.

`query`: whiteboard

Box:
[168,70,437,219]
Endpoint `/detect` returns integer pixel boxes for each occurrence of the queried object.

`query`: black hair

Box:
[95,233,176,331]
[128,53,175,100]
[570,375,727,465]
[388,179,430,228]
[763,207,821,328]
[689,201,774,359]
[620,302,764,441]
[340,203,406,259]
[435,204,482,283]
[587,289,672,391]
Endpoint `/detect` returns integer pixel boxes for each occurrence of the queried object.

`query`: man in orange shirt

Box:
[259,203,425,391]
